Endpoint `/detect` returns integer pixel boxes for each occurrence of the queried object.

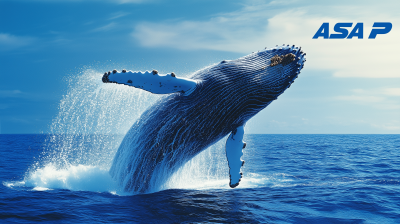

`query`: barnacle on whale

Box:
[270,53,296,67]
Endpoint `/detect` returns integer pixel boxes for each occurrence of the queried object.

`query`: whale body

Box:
[103,45,306,193]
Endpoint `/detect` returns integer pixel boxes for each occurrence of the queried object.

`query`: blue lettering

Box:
[368,22,392,39]
[312,23,329,39]
[347,23,363,39]
[313,22,392,39]
[330,23,352,39]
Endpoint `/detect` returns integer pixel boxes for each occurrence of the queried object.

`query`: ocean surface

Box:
[1,134,399,223]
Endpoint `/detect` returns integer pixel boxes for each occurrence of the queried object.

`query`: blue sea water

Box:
[1,134,399,223]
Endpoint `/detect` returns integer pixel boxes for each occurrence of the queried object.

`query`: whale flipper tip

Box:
[229,182,240,188]
[226,126,245,188]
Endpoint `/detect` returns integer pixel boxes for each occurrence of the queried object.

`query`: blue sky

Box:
[0,0,399,134]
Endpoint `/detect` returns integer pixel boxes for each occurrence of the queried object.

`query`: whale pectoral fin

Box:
[102,69,198,95]
[226,125,246,188]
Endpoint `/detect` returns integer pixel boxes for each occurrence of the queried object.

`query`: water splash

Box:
[38,69,156,169]
[23,69,157,193]
[25,164,119,193]
[166,138,229,190]
[22,68,232,194]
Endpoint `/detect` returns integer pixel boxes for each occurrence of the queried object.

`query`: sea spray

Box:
[166,137,229,190]
[24,164,118,193]
[24,69,156,192]
[24,68,230,193]
[39,69,155,169]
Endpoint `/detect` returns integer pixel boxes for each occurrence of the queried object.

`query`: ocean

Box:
[1,134,399,223]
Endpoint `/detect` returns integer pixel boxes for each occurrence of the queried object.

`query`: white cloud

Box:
[0,33,35,51]
[0,90,23,98]
[108,11,130,20]
[351,88,400,97]
[0,90,57,101]
[132,0,400,78]
[382,88,400,96]
[371,122,400,131]
[334,87,400,109]
[90,22,117,32]
[334,95,385,103]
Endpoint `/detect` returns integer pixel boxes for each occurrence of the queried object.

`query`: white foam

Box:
[166,172,295,191]
[32,187,50,191]
[2,181,25,188]
[24,164,128,195]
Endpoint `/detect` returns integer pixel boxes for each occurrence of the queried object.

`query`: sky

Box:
[0,0,399,134]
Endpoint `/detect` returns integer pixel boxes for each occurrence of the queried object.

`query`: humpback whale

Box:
[102,45,306,193]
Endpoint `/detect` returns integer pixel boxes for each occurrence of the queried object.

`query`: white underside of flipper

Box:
[226,125,246,188]
[102,70,198,95]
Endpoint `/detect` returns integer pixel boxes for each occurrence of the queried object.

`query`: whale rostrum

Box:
[103,44,306,193]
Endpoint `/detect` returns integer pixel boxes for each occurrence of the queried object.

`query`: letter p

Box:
[369,22,392,39]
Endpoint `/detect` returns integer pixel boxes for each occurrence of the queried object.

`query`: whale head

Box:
[187,44,306,119]
[219,45,304,98]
